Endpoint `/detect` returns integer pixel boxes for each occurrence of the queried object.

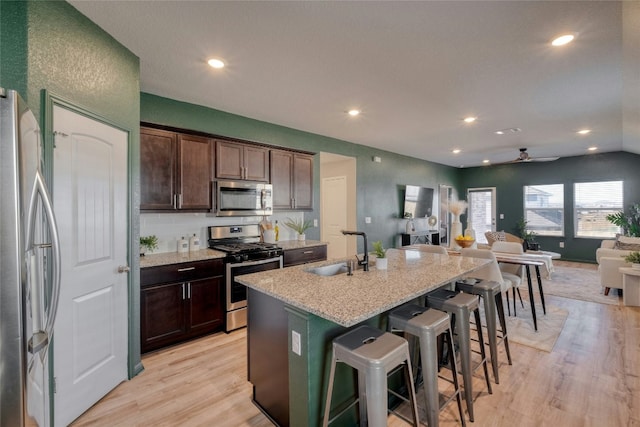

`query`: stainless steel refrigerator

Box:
[0,88,61,426]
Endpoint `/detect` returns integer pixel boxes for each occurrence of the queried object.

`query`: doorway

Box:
[467,187,497,244]
[320,153,356,259]
[439,185,452,246]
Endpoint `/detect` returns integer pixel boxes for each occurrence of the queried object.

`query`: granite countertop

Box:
[139,249,226,268]
[139,240,326,268]
[237,248,490,327]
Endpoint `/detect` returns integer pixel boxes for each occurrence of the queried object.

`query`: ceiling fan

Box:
[506,148,559,163]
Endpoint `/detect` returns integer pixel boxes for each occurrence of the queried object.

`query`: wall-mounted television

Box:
[403,185,434,219]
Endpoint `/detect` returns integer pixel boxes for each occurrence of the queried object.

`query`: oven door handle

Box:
[227,256,283,269]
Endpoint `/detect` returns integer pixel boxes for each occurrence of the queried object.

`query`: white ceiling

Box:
[69,1,640,167]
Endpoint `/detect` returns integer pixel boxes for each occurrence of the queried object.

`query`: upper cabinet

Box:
[216,140,269,182]
[141,126,212,211]
[271,150,314,210]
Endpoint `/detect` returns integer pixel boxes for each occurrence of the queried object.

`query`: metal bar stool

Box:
[425,289,492,422]
[388,303,466,427]
[455,279,512,384]
[323,325,420,427]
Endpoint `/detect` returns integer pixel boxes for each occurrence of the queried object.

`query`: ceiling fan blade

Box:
[528,156,560,162]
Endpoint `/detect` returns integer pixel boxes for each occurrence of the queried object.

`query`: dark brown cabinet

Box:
[216,140,269,182]
[282,245,327,267]
[270,150,314,210]
[140,126,213,211]
[140,259,223,353]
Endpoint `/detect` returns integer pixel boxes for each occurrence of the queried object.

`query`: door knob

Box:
[118,265,130,273]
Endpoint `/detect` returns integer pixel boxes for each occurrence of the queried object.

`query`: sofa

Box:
[596,236,640,295]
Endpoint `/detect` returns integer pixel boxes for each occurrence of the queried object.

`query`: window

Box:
[574,181,623,238]
[523,184,564,236]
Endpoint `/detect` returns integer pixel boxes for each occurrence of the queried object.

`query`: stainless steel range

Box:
[208,224,283,332]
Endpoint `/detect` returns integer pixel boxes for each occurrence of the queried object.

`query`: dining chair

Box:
[490,241,525,315]
[458,248,513,383]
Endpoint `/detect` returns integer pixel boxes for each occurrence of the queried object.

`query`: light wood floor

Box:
[73,262,639,426]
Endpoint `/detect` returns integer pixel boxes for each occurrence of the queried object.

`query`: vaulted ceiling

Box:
[69,1,639,167]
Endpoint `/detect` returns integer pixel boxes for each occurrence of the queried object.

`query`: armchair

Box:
[596,240,631,295]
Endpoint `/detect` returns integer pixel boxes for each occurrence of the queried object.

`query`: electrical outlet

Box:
[313,219,318,227]
[292,331,301,356]
[559,242,564,248]
[499,213,504,219]
[365,217,372,224]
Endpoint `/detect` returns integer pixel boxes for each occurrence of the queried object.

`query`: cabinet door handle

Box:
[173,194,177,209]
[182,283,186,300]
[177,267,195,272]
[303,250,313,254]
[187,283,191,299]
[178,193,183,209]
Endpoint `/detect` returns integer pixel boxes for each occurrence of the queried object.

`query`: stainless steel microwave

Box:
[214,180,273,216]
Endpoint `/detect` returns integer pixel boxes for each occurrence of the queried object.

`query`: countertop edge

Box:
[141,240,327,268]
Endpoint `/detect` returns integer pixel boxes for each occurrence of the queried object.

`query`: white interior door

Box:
[467,187,497,244]
[52,105,128,426]
[321,176,348,259]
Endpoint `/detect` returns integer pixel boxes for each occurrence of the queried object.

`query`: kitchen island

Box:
[237,248,490,426]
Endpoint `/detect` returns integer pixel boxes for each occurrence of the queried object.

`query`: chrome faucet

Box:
[341,230,369,271]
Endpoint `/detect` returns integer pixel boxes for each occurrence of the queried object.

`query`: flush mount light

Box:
[588,146,598,151]
[207,58,225,69]
[348,109,360,117]
[452,149,461,154]
[552,34,575,46]
[482,159,490,164]
[577,129,591,135]
[463,116,477,123]
[495,131,505,135]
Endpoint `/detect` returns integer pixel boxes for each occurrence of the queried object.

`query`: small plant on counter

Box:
[139,235,158,255]
[624,251,640,264]
[372,240,387,258]
[283,217,314,235]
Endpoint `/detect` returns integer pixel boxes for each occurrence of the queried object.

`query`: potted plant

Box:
[372,240,388,270]
[139,235,158,256]
[516,218,538,251]
[606,203,640,237]
[283,217,314,241]
[625,251,640,270]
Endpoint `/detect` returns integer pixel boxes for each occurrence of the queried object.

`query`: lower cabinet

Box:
[141,259,223,353]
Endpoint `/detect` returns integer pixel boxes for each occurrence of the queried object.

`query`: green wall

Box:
[460,151,640,262]
[141,93,461,251]
[1,1,142,376]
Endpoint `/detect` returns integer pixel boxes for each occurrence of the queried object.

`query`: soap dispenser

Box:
[178,236,189,253]
[189,233,200,252]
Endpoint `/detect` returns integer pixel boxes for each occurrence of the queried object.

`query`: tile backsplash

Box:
[140,211,306,254]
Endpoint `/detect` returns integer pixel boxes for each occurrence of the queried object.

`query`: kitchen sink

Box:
[306,262,349,277]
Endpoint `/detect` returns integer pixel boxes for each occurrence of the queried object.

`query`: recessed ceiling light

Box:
[348,109,360,117]
[588,146,598,151]
[452,149,461,154]
[207,58,225,69]
[495,130,505,135]
[482,159,490,164]
[463,116,477,123]
[577,129,591,135]
[552,34,575,46]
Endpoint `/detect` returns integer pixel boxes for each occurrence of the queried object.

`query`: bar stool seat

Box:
[425,289,492,422]
[455,278,512,384]
[323,325,420,427]
[388,304,466,427]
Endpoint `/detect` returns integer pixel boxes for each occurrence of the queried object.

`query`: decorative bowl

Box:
[455,238,475,248]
